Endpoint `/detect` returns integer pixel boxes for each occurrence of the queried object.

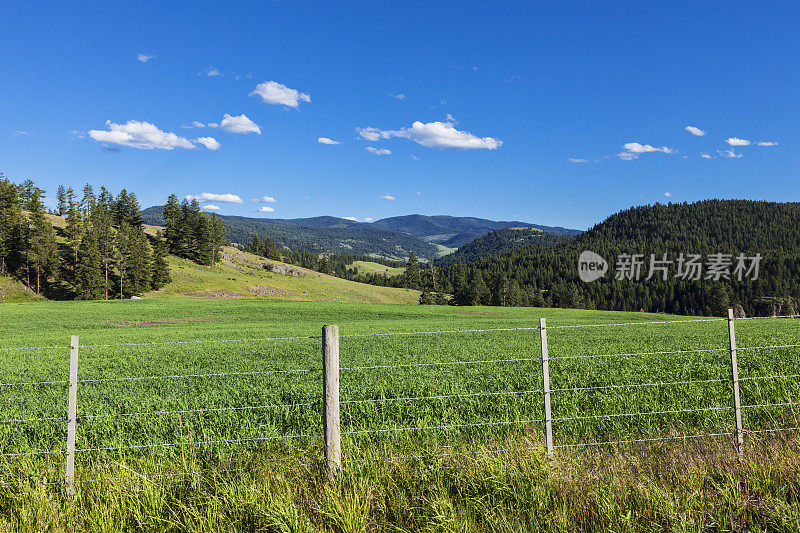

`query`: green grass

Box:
[148,247,420,304]
[1,301,799,530]
[348,260,406,278]
[0,275,43,303]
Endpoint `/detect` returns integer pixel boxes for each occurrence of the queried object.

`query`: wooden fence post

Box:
[540,318,553,458]
[322,325,341,483]
[66,335,79,498]
[727,309,744,460]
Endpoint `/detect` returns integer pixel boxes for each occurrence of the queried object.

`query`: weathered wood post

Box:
[66,335,79,497]
[540,318,553,458]
[727,309,744,460]
[322,325,341,483]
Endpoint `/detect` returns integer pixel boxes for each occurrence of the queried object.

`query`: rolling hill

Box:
[370,214,582,248]
[438,200,800,316]
[142,207,443,260]
[435,227,575,266]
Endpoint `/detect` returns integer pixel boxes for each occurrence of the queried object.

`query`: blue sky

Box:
[1,1,798,230]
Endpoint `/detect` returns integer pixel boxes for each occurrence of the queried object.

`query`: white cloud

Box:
[137,54,155,63]
[250,81,310,108]
[88,120,198,150]
[700,153,714,159]
[185,192,243,203]
[410,155,419,160]
[726,137,750,146]
[342,216,359,221]
[318,137,340,145]
[261,195,277,203]
[363,217,374,222]
[220,114,261,134]
[204,67,222,77]
[366,147,391,155]
[202,204,220,210]
[194,137,220,150]
[390,93,406,100]
[664,192,672,197]
[259,206,275,213]
[356,127,382,141]
[758,141,778,147]
[684,126,706,136]
[207,122,218,128]
[617,142,676,160]
[69,129,85,139]
[357,121,502,150]
[719,149,743,159]
[445,113,456,122]
[568,158,588,163]
[14,130,28,135]
[380,194,396,200]
[192,121,206,128]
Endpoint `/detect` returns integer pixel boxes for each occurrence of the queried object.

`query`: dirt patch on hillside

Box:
[182,290,249,299]
[245,285,299,296]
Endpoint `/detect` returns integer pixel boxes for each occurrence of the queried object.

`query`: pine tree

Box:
[80,183,95,216]
[211,214,226,263]
[264,236,280,261]
[249,232,265,256]
[56,185,67,216]
[64,187,82,280]
[75,227,104,300]
[150,231,172,289]
[114,223,131,298]
[0,177,24,275]
[163,194,183,255]
[196,216,216,266]
[126,228,152,294]
[27,187,58,294]
[404,252,421,290]
[92,188,115,300]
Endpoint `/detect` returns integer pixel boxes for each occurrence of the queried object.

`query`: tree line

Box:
[0,175,226,300]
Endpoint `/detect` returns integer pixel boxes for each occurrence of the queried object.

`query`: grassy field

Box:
[0,275,42,303]
[1,301,799,530]
[148,248,419,304]
[348,260,406,278]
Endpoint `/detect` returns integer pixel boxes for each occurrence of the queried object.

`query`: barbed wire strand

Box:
[0,379,68,387]
[78,402,315,420]
[553,405,730,422]
[347,445,540,464]
[78,335,319,349]
[340,357,535,372]
[78,367,316,384]
[550,347,727,361]
[75,433,311,454]
[342,389,542,405]
[742,401,800,409]
[552,376,727,393]
[745,427,800,434]
[343,418,542,436]
[1,448,63,457]
[555,431,733,449]
[0,415,66,424]
[0,345,68,352]
[73,467,251,485]
[737,344,800,351]
[547,318,727,329]
[740,374,800,382]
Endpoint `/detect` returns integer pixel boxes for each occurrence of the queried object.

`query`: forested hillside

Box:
[143,207,442,260]
[371,214,581,248]
[437,200,800,316]
[436,227,574,266]
[0,176,224,300]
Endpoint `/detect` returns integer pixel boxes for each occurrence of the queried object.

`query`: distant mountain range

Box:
[435,227,575,266]
[141,207,581,261]
[371,214,582,248]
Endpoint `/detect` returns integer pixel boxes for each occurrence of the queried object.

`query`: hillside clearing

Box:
[348,260,406,277]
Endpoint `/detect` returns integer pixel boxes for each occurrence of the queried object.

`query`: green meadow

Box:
[1,300,799,530]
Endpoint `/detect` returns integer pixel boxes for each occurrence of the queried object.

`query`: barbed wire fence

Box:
[0,311,797,496]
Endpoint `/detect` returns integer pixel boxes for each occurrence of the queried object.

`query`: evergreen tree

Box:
[125,227,152,294]
[75,227,104,300]
[27,187,58,294]
[249,232,265,256]
[150,231,172,289]
[211,214,226,263]
[64,187,82,280]
[0,177,24,275]
[196,216,216,266]
[92,188,115,300]
[114,223,131,298]
[80,183,95,216]
[318,256,330,274]
[163,194,183,255]
[56,185,67,216]
[404,252,421,290]
[264,236,280,261]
